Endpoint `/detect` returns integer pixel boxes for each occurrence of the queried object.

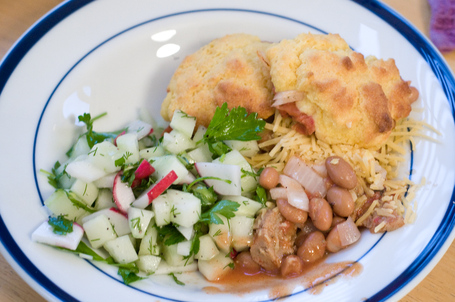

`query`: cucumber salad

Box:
[33,103,268,285]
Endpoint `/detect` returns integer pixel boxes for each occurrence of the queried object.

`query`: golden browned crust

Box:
[266,33,419,148]
[161,34,275,128]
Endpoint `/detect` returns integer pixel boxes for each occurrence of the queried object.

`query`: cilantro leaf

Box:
[199,200,239,225]
[65,191,96,213]
[40,161,70,189]
[118,267,145,285]
[48,215,73,235]
[157,225,186,246]
[185,182,217,207]
[254,185,268,206]
[77,112,122,149]
[203,103,266,142]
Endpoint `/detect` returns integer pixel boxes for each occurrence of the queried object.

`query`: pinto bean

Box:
[326,186,355,217]
[259,167,280,190]
[280,255,304,277]
[277,199,308,224]
[308,198,333,231]
[295,231,306,248]
[325,156,357,189]
[297,231,326,263]
[235,251,261,275]
[326,226,343,253]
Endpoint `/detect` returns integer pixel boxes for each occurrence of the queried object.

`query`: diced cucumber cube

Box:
[177,240,192,256]
[152,194,171,227]
[126,120,153,140]
[66,155,107,183]
[154,261,198,275]
[54,160,75,189]
[136,255,161,275]
[198,252,233,281]
[195,235,219,261]
[70,179,98,206]
[152,155,189,185]
[162,130,196,155]
[187,145,212,163]
[170,110,196,138]
[94,189,115,210]
[103,235,138,264]
[192,125,207,142]
[140,145,166,160]
[163,242,193,267]
[177,225,194,241]
[87,141,120,174]
[138,222,160,256]
[83,214,117,249]
[224,140,259,157]
[213,150,258,194]
[221,195,263,217]
[44,189,89,222]
[127,207,155,239]
[81,208,131,236]
[167,189,201,228]
[208,216,232,253]
[230,215,254,252]
[93,173,116,189]
[116,133,140,164]
[68,134,91,159]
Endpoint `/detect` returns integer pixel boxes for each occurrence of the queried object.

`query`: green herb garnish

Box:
[199,103,265,156]
[48,215,73,235]
[77,113,121,149]
[118,267,145,285]
[169,273,185,286]
[199,200,239,225]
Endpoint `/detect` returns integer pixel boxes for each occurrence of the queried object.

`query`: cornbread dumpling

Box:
[161,34,274,128]
[267,33,418,148]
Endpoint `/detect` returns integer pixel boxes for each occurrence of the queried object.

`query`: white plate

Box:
[0,0,454,301]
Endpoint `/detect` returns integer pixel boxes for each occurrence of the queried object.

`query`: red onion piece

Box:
[283,156,327,197]
[337,217,361,247]
[272,90,305,107]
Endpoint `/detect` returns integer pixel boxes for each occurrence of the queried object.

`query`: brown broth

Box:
[203,258,363,299]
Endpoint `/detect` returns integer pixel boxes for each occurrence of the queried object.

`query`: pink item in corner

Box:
[428,0,455,52]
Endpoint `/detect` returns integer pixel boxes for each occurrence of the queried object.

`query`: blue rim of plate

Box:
[0,0,454,301]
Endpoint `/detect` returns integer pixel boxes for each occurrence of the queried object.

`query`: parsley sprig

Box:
[199,200,240,225]
[77,113,123,149]
[48,215,73,235]
[199,103,265,156]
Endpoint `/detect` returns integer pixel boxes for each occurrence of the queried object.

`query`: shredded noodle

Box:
[248,111,436,232]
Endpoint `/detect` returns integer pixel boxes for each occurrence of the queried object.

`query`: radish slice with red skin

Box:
[114,131,126,147]
[132,170,178,209]
[337,216,361,247]
[272,90,305,107]
[148,170,178,201]
[135,159,155,180]
[113,172,136,214]
[31,221,84,250]
[127,120,153,140]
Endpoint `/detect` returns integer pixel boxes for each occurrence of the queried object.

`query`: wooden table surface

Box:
[0,0,454,301]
